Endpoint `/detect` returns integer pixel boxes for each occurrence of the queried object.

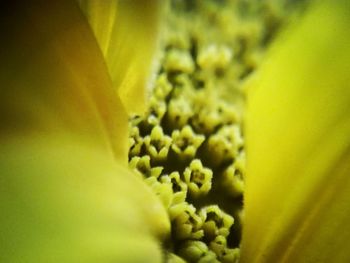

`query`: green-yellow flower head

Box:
[127,1,309,262]
[1,0,350,263]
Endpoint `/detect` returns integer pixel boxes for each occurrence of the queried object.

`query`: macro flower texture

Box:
[1,0,350,262]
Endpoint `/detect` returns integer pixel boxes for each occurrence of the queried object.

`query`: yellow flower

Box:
[1,0,350,263]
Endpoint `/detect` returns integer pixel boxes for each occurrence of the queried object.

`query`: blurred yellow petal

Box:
[0,136,169,263]
[0,0,128,162]
[0,1,169,262]
[242,1,350,262]
[77,0,163,114]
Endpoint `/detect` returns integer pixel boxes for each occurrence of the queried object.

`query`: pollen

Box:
[128,0,308,262]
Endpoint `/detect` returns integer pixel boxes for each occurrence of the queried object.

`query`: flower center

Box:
[128,1,308,262]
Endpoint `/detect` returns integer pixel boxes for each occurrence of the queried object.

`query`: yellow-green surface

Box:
[242,1,350,262]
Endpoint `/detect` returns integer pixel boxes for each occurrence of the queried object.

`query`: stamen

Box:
[128,0,309,262]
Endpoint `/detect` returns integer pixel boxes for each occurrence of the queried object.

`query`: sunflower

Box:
[1,1,350,263]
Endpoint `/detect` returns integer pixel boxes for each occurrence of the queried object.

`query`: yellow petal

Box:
[242,1,350,262]
[77,0,163,114]
[0,0,128,162]
[0,136,169,263]
[0,1,169,262]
